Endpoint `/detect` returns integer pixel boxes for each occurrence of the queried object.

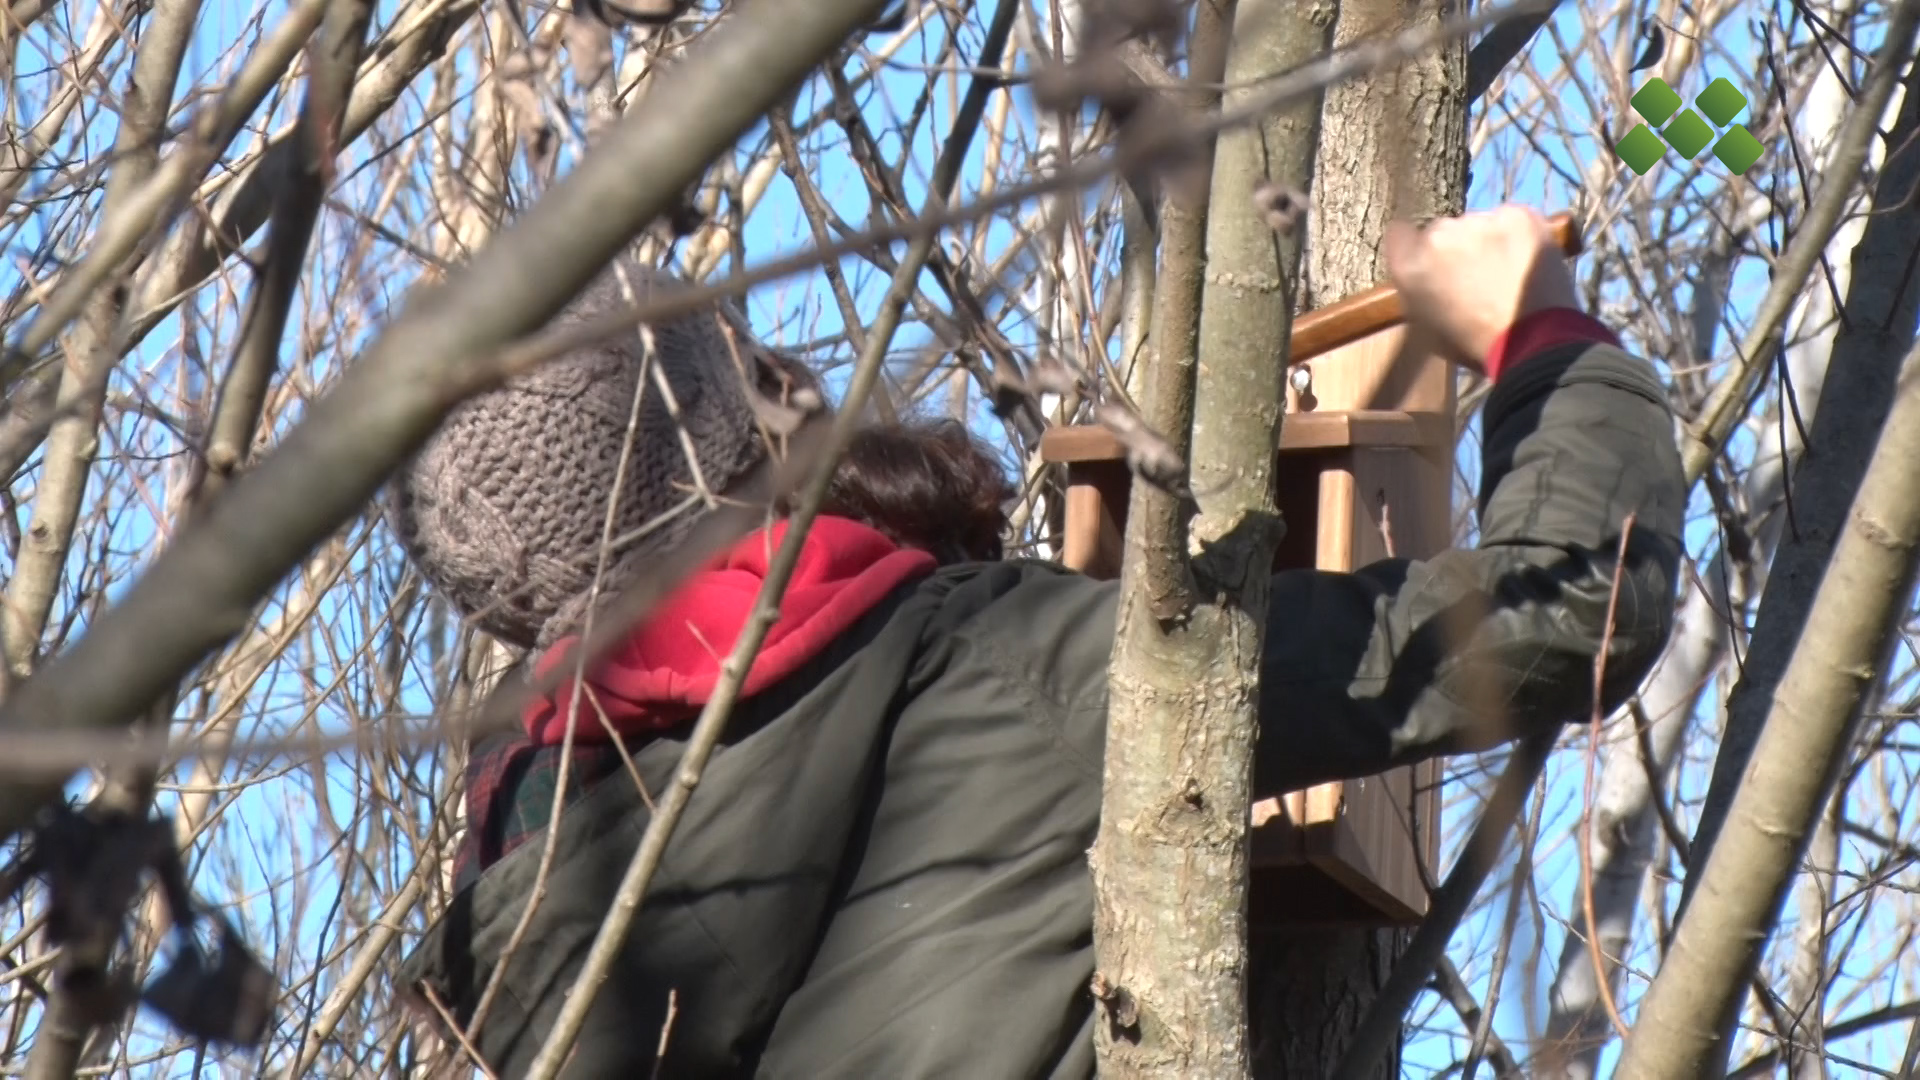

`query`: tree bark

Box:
[1302,0,1467,312]
[1781,788,1839,1079]
[1088,0,1321,1073]
[1247,0,1464,1073]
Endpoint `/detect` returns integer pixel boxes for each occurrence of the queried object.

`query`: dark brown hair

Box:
[822,417,1015,564]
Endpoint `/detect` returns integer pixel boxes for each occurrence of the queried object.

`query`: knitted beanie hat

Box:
[389,260,812,649]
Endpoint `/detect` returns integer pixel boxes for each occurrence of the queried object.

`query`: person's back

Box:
[393,207,1686,1078]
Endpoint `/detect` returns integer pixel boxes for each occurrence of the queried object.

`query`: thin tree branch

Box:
[1678,3,1920,488]
[1091,0,1321,1071]
[1463,2,1564,103]
[1328,719,1554,1079]
[14,0,209,1064]
[1431,956,1524,1079]
[1681,29,1920,910]
[0,0,893,847]
[26,5,380,1070]
[0,0,331,399]
[1,0,208,683]
[0,0,334,482]
[284,829,433,1075]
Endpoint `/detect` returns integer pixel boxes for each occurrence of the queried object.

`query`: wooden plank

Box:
[1061,482,1108,576]
[1059,461,1129,578]
[1249,790,1309,864]
[1039,409,1450,465]
[1302,758,1432,924]
[1251,454,1346,892]
[1252,440,1450,922]
[1320,444,1453,570]
[1294,444,1451,919]
[1289,324,1454,417]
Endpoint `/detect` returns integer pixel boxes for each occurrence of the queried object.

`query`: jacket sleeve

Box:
[1253,339,1686,795]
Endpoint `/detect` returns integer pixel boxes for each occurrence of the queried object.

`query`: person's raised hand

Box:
[1383,204,1579,375]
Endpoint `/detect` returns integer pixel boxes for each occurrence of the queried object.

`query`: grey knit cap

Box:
[389,260,811,649]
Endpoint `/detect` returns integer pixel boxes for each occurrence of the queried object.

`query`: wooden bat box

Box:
[1041,324,1449,927]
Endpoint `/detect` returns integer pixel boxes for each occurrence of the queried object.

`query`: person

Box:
[392,205,1685,1078]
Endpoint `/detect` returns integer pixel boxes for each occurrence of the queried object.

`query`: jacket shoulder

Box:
[893,559,1119,706]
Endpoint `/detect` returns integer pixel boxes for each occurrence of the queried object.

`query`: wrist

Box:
[1484,308,1620,382]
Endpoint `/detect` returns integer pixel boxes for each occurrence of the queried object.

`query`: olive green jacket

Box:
[398,340,1687,1078]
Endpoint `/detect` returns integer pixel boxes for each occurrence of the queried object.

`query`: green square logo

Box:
[1612,73,1765,177]
[1630,77,1682,125]
[1614,123,1667,175]
[1695,77,1748,127]
[1713,125,1764,174]
[1663,109,1715,160]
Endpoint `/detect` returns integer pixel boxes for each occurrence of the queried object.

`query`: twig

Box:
[1431,956,1524,1079]
[13,0,213,1073]
[818,61,1044,447]
[765,104,897,423]
[417,984,501,1080]
[461,268,681,1043]
[1729,1001,1920,1078]
[0,0,341,485]
[1328,734,1556,1080]
[285,846,432,1074]
[1576,514,1638,1045]
[461,0,1561,399]
[1465,803,1534,1080]
[515,441,837,1080]
[0,0,333,397]
[25,0,374,1066]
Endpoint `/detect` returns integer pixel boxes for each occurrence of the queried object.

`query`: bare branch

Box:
[0,0,893,846]
[1616,338,1920,1078]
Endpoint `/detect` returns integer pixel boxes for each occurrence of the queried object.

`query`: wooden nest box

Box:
[1041,213,1581,927]
[1044,323,1446,926]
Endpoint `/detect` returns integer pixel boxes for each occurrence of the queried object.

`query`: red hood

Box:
[523,516,937,744]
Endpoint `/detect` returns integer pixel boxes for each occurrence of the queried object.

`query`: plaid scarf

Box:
[453,736,631,892]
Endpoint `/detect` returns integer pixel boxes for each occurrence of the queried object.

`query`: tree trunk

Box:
[1247,0,1464,1074]
[1302,0,1467,312]
[1088,0,1322,1073]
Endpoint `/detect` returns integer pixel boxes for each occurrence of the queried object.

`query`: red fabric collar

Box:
[523,516,938,745]
[1484,307,1621,382]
